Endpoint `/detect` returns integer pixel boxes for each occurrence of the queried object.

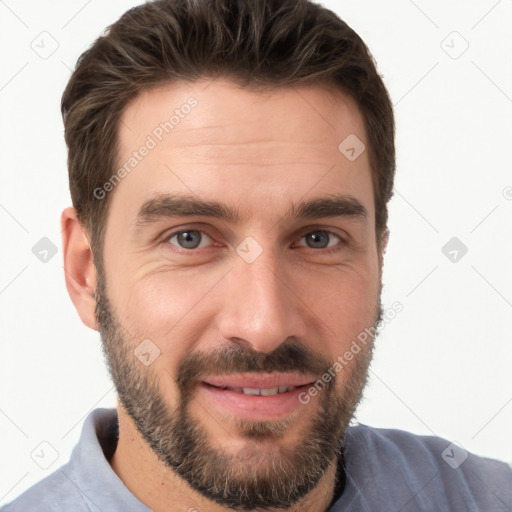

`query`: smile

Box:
[205,384,298,395]
[198,373,317,420]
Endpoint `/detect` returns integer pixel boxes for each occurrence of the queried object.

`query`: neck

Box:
[109,405,340,512]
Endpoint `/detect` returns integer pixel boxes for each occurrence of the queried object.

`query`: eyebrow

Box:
[290,195,367,221]
[135,194,241,226]
[134,193,367,227]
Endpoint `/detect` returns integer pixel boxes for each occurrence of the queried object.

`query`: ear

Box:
[61,207,99,331]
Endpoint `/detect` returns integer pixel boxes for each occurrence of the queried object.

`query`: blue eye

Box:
[297,231,341,249]
[168,230,212,249]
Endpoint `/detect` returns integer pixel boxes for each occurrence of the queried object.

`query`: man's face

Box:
[96,80,382,509]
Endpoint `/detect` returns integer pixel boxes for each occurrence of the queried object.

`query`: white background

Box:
[1,0,511,505]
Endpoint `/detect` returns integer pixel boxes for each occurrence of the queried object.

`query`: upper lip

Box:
[201,373,317,389]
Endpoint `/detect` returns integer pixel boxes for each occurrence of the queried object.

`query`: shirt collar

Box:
[69,407,150,512]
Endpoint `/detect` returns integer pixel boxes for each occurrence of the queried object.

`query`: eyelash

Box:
[162,228,346,255]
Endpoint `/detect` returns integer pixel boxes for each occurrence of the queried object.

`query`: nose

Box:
[216,251,307,353]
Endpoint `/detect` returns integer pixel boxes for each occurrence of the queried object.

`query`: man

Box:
[3,0,510,511]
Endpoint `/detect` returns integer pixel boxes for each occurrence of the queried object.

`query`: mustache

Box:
[176,338,333,395]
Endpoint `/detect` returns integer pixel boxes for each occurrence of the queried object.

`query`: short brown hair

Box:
[62,0,395,270]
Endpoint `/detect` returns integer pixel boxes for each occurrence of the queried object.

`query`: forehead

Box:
[110,79,373,224]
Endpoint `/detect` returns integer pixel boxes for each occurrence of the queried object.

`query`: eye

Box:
[167,230,213,250]
[296,230,342,249]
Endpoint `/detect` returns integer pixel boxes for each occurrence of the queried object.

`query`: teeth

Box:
[231,386,297,395]
[242,387,261,395]
[210,384,300,395]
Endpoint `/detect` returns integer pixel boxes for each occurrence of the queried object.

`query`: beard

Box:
[95,273,380,510]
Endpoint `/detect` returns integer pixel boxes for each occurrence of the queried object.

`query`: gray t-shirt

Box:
[2,408,511,511]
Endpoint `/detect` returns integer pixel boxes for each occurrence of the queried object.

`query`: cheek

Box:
[304,267,380,353]
[112,271,221,405]
[113,268,223,342]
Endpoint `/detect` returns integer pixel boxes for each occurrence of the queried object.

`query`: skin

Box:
[62,79,386,512]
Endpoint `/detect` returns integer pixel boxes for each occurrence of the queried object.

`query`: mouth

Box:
[198,373,316,420]
[203,383,302,396]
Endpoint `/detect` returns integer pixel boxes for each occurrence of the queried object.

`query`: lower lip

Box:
[198,383,311,420]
